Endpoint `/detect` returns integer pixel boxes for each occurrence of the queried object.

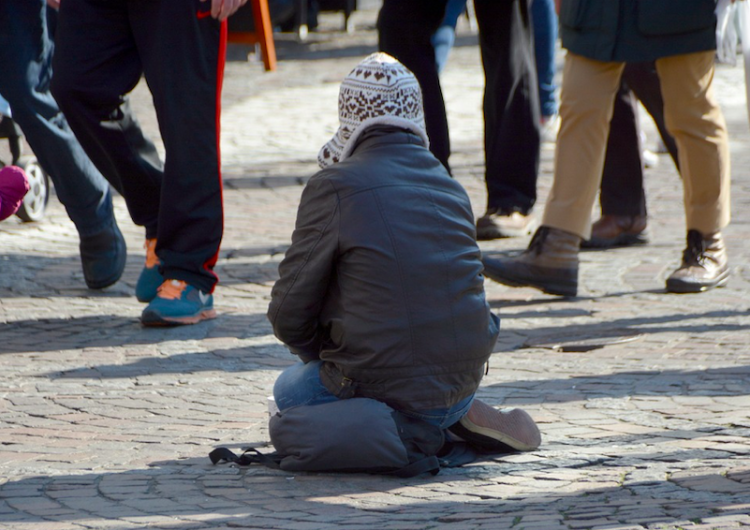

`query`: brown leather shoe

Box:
[482,226,580,296]
[666,230,729,293]
[581,214,648,249]
[476,209,537,240]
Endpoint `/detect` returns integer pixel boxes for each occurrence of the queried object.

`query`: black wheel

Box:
[15,156,50,222]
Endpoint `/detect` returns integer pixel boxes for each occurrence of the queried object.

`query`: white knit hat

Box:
[317,52,429,168]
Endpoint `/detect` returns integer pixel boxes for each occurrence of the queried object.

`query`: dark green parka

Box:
[560,0,717,62]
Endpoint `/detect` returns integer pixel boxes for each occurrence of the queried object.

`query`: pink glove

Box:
[0,166,30,221]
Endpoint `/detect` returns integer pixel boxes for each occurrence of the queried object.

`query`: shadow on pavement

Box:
[0,312,272,355]
[0,448,747,528]
[479,364,750,403]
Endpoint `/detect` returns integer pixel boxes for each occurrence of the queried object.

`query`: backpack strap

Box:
[387,455,441,478]
[209,447,283,469]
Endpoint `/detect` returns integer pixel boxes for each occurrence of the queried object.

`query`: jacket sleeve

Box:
[267,175,339,361]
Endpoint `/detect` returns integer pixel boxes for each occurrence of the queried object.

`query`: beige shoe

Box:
[666,230,729,293]
[482,226,580,296]
[476,209,537,240]
[450,399,541,452]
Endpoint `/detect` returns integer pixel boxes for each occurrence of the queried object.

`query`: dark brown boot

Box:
[482,226,580,296]
[581,214,648,249]
[666,230,729,293]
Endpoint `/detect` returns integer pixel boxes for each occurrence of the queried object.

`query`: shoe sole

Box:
[476,219,538,241]
[141,308,217,327]
[452,401,541,452]
[483,259,577,297]
[666,271,730,293]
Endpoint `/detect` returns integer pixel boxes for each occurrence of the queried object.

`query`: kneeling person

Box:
[267,53,541,453]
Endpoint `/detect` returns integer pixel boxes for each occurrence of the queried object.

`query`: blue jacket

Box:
[560,0,717,62]
[268,127,500,411]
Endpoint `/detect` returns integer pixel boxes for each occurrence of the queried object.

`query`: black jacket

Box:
[268,127,500,410]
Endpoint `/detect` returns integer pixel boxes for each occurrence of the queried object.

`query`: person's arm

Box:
[201,0,248,21]
[47,0,248,19]
[267,175,340,362]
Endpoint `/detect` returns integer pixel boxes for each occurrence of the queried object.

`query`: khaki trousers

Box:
[542,51,730,240]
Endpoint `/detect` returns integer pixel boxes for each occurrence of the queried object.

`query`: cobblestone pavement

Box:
[2,4,750,529]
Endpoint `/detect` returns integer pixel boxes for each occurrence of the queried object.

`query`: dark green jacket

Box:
[560,0,717,62]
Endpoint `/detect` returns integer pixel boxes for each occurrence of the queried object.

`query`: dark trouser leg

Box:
[599,62,680,217]
[133,0,226,293]
[51,0,162,238]
[378,0,450,171]
[474,0,540,214]
[623,61,679,170]
[600,80,647,217]
[0,0,115,236]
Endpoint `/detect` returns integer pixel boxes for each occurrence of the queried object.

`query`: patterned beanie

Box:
[317,52,429,168]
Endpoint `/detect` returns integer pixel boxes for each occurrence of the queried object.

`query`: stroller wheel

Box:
[15,156,49,222]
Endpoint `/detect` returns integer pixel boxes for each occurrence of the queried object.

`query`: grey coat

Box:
[268,127,500,411]
[560,0,716,63]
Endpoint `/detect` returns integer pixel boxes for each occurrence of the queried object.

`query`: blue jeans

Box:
[273,361,475,430]
[531,0,558,117]
[432,0,468,74]
[0,0,117,236]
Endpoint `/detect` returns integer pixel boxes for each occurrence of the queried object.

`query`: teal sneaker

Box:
[135,238,164,302]
[141,279,216,326]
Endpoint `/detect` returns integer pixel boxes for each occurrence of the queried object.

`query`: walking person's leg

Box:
[531,0,558,120]
[51,0,162,232]
[474,0,541,240]
[624,62,679,169]
[132,0,226,325]
[585,80,648,248]
[0,0,126,289]
[378,0,450,170]
[657,52,731,293]
[482,54,625,296]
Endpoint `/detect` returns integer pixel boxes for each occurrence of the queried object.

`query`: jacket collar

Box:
[348,126,427,158]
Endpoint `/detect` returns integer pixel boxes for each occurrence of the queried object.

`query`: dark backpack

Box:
[210,398,482,478]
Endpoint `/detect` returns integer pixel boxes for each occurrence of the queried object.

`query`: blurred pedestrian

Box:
[379,0,542,240]
[49,0,246,325]
[532,0,559,140]
[0,0,126,289]
[586,62,680,249]
[483,0,731,295]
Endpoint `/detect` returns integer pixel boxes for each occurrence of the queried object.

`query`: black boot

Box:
[79,220,127,289]
[482,226,580,297]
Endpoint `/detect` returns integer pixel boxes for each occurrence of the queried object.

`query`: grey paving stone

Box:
[2,2,750,530]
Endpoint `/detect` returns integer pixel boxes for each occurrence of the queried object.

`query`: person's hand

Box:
[201,0,248,21]
[46,0,61,9]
